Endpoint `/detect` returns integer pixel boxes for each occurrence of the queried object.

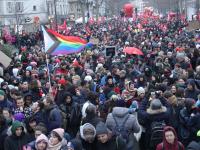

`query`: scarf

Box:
[48,142,62,150]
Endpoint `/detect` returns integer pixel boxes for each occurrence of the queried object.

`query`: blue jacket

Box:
[0,99,13,111]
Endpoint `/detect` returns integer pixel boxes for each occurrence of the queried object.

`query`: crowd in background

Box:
[0,16,200,150]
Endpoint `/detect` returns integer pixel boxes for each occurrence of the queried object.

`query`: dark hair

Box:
[34,124,47,135]
[0,115,6,127]
[52,131,62,141]
[45,94,54,104]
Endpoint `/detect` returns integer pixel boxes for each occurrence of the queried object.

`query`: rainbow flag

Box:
[42,26,92,55]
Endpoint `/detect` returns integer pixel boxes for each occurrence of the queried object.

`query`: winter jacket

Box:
[0,125,8,150]
[187,141,200,150]
[0,99,13,111]
[59,102,81,136]
[4,121,31,150]
[106,107,140,135]
[95,136,126,150]
[44,104,62,132]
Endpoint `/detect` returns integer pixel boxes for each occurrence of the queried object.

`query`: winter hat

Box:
[72,75,81,81]
[12,68,19,77]
[197,130,200,137]
[0,78,4,85]
[52,128,65,141]
[150,99,162,110]
[84,75,92,82]
[58,78,66,85]
[0,90,5,96]
[36,134,48,144]
[96,122,108,135]
[30,61,37,66]
[13,113,25,122]
[80,123,96,140]
[7,85,15,90]
[137,87,145,95]
[11,120,24,134]
[26,66,32,71]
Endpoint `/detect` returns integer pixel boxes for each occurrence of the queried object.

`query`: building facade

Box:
[0,0,69,29]
[47,0,69,23]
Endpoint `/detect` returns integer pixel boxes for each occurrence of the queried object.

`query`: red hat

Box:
[73,61,80,67]
[58,78,66,85]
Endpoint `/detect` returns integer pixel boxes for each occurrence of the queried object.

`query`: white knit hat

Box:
[137,87,145,95]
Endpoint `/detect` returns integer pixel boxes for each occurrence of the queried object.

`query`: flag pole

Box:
[45,53,52,88]
[41,25,52,93]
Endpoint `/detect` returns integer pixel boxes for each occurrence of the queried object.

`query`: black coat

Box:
[96,136,126,150]
[4,133,31,150]
[0,126,8,150]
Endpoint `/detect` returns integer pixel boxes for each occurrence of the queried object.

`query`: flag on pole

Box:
[41,26,92,55]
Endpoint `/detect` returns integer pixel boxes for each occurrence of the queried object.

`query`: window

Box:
[15,2,24,13]
[33,5,36,11]
[7,2,14,13]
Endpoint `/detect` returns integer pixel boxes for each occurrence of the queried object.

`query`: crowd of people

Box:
[0,15,200,150]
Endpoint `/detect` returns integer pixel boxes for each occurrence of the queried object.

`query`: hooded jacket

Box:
[4,121,31,150]
[79,123,97,150]
[35,134,48,150]
[187,141,200,150]
[156,126,184,150]
[106,107,140,134]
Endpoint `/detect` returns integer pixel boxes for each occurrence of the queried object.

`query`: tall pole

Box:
[87,0,90,20]
[54,0,58,32]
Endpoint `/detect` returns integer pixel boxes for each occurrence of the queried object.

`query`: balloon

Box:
[123,3,134,17]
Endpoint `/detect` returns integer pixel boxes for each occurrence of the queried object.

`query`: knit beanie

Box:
[11,121,24,134]
[13,113,25,122]
[36,134,48,144]
[52,128,64,141]
[84,75,92,82]
[96,122,108,135]
[137,87,145,95]
[0,90,5,96]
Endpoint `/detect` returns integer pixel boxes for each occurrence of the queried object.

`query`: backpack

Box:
[161,142,182,150]
[112,113,130,143]
[149,121,166,149]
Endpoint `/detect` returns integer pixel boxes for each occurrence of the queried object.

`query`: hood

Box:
[187,141,200,150]
[80,123,96,141]
[112,107,129,118]
[35,134,48,150]
[11,121,24,135]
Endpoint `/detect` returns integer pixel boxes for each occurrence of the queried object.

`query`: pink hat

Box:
[52,128,64,139]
